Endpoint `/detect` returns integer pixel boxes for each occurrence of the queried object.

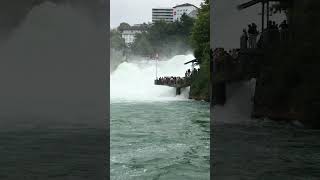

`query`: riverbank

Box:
[189,86,210,102]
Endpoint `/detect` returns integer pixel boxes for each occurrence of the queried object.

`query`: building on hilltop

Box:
[173,3,198,21]
[151,4,198,23]
[119,24,148,46]
[152,8,174,23]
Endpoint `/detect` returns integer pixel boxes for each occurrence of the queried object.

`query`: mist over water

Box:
[111,54,195,102]
[0,2,107,179]
[0,2,107,124]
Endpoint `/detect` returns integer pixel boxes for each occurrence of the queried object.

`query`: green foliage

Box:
[110,29,126,71]
[189,0,210,100]
[131,32,153,56]
[191,0,210,63]
[117,22,130,32]
[130,15,195,57]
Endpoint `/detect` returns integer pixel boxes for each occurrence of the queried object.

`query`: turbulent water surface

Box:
[212,80,320,180]
[110,55,210,180]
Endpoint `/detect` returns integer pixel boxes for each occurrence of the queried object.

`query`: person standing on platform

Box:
[240,29,248,49]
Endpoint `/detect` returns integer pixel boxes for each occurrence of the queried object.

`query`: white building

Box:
[173,3,198,21]
[120,25,147,46]
[152,8,173,23]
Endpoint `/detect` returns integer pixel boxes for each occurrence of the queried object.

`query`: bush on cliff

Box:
[189,0,210,101]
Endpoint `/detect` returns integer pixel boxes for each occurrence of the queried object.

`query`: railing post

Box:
[176,87,181,95]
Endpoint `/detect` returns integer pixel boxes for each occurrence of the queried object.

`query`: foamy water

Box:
[110,54,210,179]
[110,54,196,102]
[111,98,210,180]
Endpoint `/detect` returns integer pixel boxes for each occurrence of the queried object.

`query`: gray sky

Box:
[110,0,204,28]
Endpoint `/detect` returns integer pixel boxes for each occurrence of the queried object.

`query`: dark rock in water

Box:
[189,94,210,102]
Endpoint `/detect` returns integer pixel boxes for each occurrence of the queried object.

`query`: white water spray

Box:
[213,79,256,124]
[111,54,196,102]
[0,2,106,121]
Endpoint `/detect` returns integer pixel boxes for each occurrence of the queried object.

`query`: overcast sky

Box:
[110,0,204,28]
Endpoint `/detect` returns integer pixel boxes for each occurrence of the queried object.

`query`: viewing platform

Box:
[154,77,191,95]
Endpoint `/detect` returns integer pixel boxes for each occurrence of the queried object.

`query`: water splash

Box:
[213,79,256,124]
[111,54,195,102]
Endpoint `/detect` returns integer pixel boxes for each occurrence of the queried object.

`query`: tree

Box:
[110,29,125,51]
[129,18,196,57]
[191,0,210,63]
[180,13,195,36]
[117,22,130,32]
[189,0,210,101]
[131,32,153,56]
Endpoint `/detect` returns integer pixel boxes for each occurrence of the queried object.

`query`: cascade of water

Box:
[111,54,196,102]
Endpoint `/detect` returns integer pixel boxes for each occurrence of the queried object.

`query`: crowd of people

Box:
[156,76,185,86]
[213,48,240,66]
[240,20,289,49]
[268,20,289,31]
[275,20,289,41]
[240,23,259,49]
[185,68,199,78]
[248,23,259,48]
[155,68,200,86]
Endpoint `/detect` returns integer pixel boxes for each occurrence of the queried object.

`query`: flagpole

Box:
[156,56,158,79]
[155,53,158,79]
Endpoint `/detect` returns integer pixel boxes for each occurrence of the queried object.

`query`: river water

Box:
[212,80,320,179]
[110,55,210,180]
